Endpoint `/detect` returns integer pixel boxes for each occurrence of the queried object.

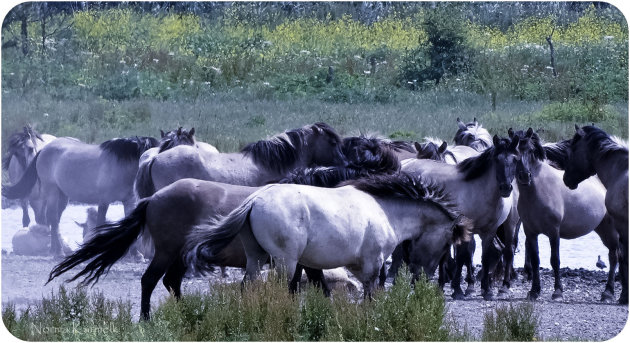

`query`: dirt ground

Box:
[1,253,628,341]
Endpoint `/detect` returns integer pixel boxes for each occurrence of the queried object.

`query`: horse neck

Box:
[592,150,629,189]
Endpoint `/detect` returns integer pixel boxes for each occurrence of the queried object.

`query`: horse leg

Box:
[594,214,618,302]
[616,219,628,304]
[499,226,516,295]
[387,243,405,282]
[45,190,67,256]
[20,198,30,228]
[525,232,541,300]
[96,203,109,226]
[450,242,466,300]
[464,239,476,296]
[162,257,186,300]
[480,235,501,301]
[304,266,332,297]
[141,252,171,320]
[548,234,563,300]
[289,264,303,294]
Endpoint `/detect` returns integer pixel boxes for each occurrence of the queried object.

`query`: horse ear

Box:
[457,118,466,130]
[575,124,580,131]
[413,141,422,152]
[438,141,448,154]
[526,127,534,138]
[189,128,195,136]
[473,117,478,126]
[493,135,500,146]
[507,128,514,138]
[177,127,183,135]
[160,130,165,138]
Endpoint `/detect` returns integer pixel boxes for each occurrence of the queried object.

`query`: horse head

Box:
[304,122,347,168]
[158,127,197,153]
[492,135,520,198]
[415,140,449,162]
[563,125,596,190]
[508,127,546,186]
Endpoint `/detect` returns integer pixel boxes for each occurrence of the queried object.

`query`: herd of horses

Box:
[2,119,628,320]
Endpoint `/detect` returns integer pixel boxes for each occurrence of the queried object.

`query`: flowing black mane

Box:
[543,139,570,170]
[341,172,472,242]
[280,166,370,187]
[342,136,401,173]
[2,126,43,169]
[241,122,341,174]
[100,136,159,162]
[456,146,495,180]
[580,126,629,162]
[158,127,196,153]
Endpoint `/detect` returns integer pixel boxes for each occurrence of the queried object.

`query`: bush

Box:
[534,100,619,123]
[482,302,540,341]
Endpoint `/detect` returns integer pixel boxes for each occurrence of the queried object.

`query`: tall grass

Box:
[3,268,461,341]
[481,302,540,341]
[2,89,625,156]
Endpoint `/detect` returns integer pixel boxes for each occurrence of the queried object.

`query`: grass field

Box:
[2,89,627,154]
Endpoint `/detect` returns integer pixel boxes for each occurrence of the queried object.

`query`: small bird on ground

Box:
[596,255,607,270]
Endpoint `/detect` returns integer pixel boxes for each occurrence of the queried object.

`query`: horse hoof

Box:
[552,290,563,301]
[600,291,614,302]
[451,291,466,300]
[619,295,629,305]
[527,291,539,301]
[465,288,475,296]
[483,292,494,301]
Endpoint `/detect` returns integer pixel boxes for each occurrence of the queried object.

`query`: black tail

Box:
[47,199,150,285]
[2,152,39,199]
[184,190,261,274]
[135,158,156,198]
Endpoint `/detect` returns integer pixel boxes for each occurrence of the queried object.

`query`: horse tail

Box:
[47,199,150,285]
[2,152,39,199]
[185,189,263,274]
[135,158,156,198]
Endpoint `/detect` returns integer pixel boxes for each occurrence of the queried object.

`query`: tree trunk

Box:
[20,14,28,56]
[546,35,558,77]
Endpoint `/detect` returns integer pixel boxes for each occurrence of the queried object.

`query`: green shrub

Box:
[534,100,619,123]
[482,302,540,341]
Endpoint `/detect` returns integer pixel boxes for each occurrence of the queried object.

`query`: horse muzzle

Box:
[498,183,513,198]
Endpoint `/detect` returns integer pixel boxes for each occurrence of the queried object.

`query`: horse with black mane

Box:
[3,135,159,256]
[47,135,399,320]
[2,125,56,227]
[510,127,619,302]
[134,122,346,198]
[186,172,472,301]
[562,125,628,304]
[401,135,520,300]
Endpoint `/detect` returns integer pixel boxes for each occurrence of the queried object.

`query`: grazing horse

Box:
[48,138,398,320]
[387,139,478,288]
[562,125,628,304]
[134,122,346,198]
[3,136,159,256]
[186,173,472,300]
[510,128,618,301]
[2,125,56,227]
[454,117,493,152]
[402,135,520,299]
